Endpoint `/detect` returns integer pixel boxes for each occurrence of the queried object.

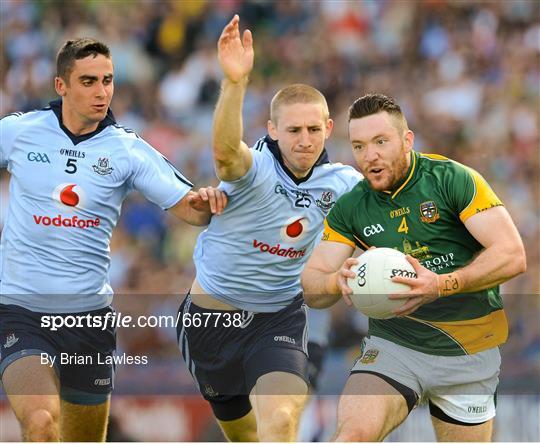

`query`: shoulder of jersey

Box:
[335,178,370,204]
[107,123,142,139]
[250,137,278,168]
[418,152,466,176]
[105,123,153,156]
[1,109,55,143]
[1,108,50,125]
[313,162,361,188]
[320,161,362,177]
[251,136,267,152]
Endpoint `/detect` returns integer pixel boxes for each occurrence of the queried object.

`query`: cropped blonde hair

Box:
[270,84,329,124]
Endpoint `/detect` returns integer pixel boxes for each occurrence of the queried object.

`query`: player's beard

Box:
[365,144,410,192]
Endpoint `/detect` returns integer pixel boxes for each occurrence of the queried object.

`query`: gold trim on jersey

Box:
[419,153,450,161]
[322,220,356,248]
[352,234,370,250]
[391,151,417,199]
[404,315,467,354]
[459,167,503,222]
[408,309,508,355]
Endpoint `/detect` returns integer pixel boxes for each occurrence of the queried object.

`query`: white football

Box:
[347,248,417,319]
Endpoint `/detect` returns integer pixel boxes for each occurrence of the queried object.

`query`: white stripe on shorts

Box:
[301,304,308,355]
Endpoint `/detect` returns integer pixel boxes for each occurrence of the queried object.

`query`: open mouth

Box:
[369,167,384,175]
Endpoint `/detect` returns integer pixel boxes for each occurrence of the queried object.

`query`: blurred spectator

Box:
[1,2,538,440]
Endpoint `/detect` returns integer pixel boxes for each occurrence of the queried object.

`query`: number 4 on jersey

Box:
[398,216,409,234]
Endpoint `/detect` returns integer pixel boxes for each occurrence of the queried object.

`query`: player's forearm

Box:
[212,78,248,180]
[182,208,211,226]
[302,268,342,308]
[170,193,212,226]
[437,244,526,297]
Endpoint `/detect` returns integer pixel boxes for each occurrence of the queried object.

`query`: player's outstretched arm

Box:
[170,187,228,226]
[213,14,254,181]
[302,241,356,309]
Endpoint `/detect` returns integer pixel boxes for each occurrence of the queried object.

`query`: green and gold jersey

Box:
[324,151,506,356]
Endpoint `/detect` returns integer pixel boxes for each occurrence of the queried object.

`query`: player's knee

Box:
[334,419,381,442]
[258,406,298,440]
[22,408,60,441]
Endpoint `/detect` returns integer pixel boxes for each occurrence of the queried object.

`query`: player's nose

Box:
[298,128,312,147]
[364,144,381,161]
[95,83,107,99]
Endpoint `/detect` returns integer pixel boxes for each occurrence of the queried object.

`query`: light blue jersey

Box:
[0,100,192,313]
[195,136,362,312]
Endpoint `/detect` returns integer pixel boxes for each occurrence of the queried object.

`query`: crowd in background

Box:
[1,0,539,439]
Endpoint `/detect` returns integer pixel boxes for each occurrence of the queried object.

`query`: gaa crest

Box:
[203,384,219,397]
[316,191,335,213]
[420,201,440,223]
[360,348,379,364]
[93,157,114,176]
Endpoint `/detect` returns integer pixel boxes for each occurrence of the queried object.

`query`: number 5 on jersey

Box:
[65,158,77,174]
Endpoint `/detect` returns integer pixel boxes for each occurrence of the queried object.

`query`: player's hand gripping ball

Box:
[347,248,417,319]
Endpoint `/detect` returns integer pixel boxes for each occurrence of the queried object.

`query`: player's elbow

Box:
[302,267,339,308]
[301,274,317,307]
[306,298,334,309]
[303,292,322,309]
[512,244,527,276]
[213,158,247,182]
[302,280,330,309]
[213,157,233,180]
[215,168,237,182]
[502,241,527,279]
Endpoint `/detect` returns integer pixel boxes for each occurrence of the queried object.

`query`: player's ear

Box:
[55,76,67,97]
[404,130,414,153]
[325,118,334,139]
[267,119,278,140]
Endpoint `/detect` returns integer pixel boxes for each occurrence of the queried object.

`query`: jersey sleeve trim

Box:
[163,187,192,210]
[419,153,450,162]
[352,234,370,250]
[459,167,503,222]
[322,219,356,247]
[161,155,194,187]
[253,136,266,152]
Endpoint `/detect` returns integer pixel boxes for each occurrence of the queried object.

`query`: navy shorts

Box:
[177,294,309,421]
[0,304,116,405]
[307,341,326,391]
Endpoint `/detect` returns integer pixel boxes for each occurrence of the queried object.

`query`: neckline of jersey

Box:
[47,99,117,146]
[379,150,418,199]
[264,134,330,186]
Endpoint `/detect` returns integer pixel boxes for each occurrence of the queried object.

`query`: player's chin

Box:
[89,107,108,118]
[367,178,390,191]
[296,156,318,169]
[85,111,106,124]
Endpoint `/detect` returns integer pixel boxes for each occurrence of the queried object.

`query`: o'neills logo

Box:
[253,240,306,259]
[33,214,100,229]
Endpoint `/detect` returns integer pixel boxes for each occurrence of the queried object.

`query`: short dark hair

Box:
[348,93,408,133]
[56,38,111,81]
